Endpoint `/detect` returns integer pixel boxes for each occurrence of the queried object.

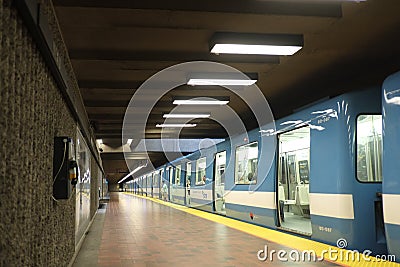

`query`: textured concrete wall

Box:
[0,0,99,266]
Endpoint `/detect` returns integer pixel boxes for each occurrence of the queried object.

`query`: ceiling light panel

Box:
[210,32,303,56]
[187,78,257,86]
[187,72,258,86]
[163,114,210,118]
[173,100,229,105]
[211,44,302,56]
[156,124,197,128]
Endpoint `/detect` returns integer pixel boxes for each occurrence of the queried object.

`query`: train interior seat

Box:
[295,184,310,218]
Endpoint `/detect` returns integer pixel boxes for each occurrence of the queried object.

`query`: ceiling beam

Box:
[97,131,225,137]
[78,80,143,89]
[70,50,280,64]
[53,0,342,17]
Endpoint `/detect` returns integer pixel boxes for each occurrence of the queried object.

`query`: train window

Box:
[196,157,207,185]
[186,162,192,185]
[356,115,382,182]
[175,165,181,185]
[235,142,258,184]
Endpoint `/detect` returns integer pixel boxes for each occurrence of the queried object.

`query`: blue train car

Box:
[274,88,384,254]
[131,87,386,255]
[382,71,400,261]
[215,87,384,255]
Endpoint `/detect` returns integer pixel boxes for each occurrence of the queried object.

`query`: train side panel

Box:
[309,88,385,254]
[382,71,400,261]
[224,128,276,227]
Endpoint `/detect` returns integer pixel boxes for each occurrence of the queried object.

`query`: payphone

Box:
[52,136,78,199]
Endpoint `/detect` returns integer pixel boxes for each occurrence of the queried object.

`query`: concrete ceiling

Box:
[52,0,400,183]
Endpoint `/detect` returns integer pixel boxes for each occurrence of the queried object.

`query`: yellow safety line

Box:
[124,192,399,267]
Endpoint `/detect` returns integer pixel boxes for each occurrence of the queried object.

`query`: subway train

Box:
[126,71,400,261]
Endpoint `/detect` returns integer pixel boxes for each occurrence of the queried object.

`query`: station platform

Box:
[72,193,397,267]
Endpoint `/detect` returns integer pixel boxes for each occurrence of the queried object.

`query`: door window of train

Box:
[160,169,164,186]
[168,167,174,184]
[175,165,181,185]
[235,142,258,184]
[153,172,158,188]
[356,115,382,182]
[186,162,192,185]
[278,127,310,185]
[196,157,207,185]
[215,151,226,185]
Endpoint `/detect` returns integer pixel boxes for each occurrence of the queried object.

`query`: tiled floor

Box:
[91,192,339,267]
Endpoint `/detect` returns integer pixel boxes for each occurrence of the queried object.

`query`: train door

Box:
[185,162,192,206]
[213,151,226,215]
[159,169,164,199]
[173,165,182,203]
[153,171,158,199]
[150,173,154,197]
[168,166,174,201]
[141,176,144,196]
[356,115,385,245]
[277,127,312,235]
[145,175,149,196]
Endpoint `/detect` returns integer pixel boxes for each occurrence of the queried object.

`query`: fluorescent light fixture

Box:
[156,124,197,128]
[187,72,257,86]
[96,139,103,144]
[173,100,229,105]
[210,32,303,56]
[211,44,302,56]
[187,78,256,86]
[118,165,146,184]
[163,113,210,119]
[127,139,133,145]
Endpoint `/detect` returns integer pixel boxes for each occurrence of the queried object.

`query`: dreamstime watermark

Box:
[257,238,396,263]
